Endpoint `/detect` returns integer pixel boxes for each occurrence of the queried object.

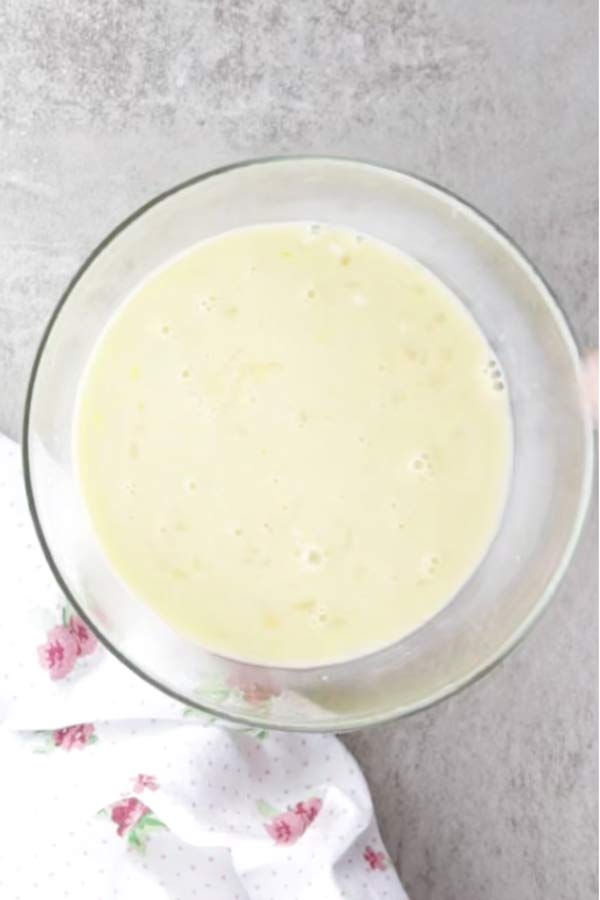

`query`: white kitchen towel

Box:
[0,432,407,900]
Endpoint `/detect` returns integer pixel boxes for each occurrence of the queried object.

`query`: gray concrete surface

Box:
[1,2,597,898]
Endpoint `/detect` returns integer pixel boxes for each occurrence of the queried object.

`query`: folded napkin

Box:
[0,432,407,900]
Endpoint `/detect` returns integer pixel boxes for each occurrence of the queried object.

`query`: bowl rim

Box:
[21,154,595,732]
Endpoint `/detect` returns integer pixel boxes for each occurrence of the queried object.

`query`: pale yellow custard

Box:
[75,224,512,666]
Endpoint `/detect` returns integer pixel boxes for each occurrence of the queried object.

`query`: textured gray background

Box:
[1,2,597,898]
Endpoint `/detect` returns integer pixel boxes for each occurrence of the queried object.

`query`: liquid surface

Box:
[76,224,512,665]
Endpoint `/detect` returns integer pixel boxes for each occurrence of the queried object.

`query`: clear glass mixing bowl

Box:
[23,157,594,731]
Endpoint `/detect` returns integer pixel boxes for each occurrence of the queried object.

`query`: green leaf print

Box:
[128,830,143,851]
[257,799,280,818]
[139,816,166,830]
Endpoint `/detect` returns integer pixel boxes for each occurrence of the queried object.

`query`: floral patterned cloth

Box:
[0,433,408,900]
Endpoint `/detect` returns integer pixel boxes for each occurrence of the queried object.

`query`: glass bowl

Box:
[23,157,594,732]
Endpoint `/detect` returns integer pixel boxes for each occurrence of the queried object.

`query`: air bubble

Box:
[409,453,433,477]
[197,295,215,315]
[354,233,365,245]
[306,288,317,300]
[310,604,330,628]
[483,357,506,393]
[309,223,321,235]
[421,553,441,577]
[329,242,343,257]
[185,478,198,493]
[353,292,368,307]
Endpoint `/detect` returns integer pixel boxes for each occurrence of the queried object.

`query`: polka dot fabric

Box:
[0,434,407,899]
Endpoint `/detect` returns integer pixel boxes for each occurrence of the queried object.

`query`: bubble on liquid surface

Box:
[354,233,365,245]
[421,553,441,578]
[409,452,433,477]
[310,604,330,627]
[197,295,215,315]
[483,357,506,392]
[353,292,368,307]
[304,223,321,242]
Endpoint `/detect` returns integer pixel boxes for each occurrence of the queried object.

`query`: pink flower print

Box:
[111,798,151,837]
[37,625,78,680]
[133,774,158,793]
[262,795,322,845]
[54,723,96,750]
[264,810,307,845]
[228,668,280,705]
[68,614,98,657]
[241,683,273,704]
[364,845,388,871]
[294,797,322,827]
